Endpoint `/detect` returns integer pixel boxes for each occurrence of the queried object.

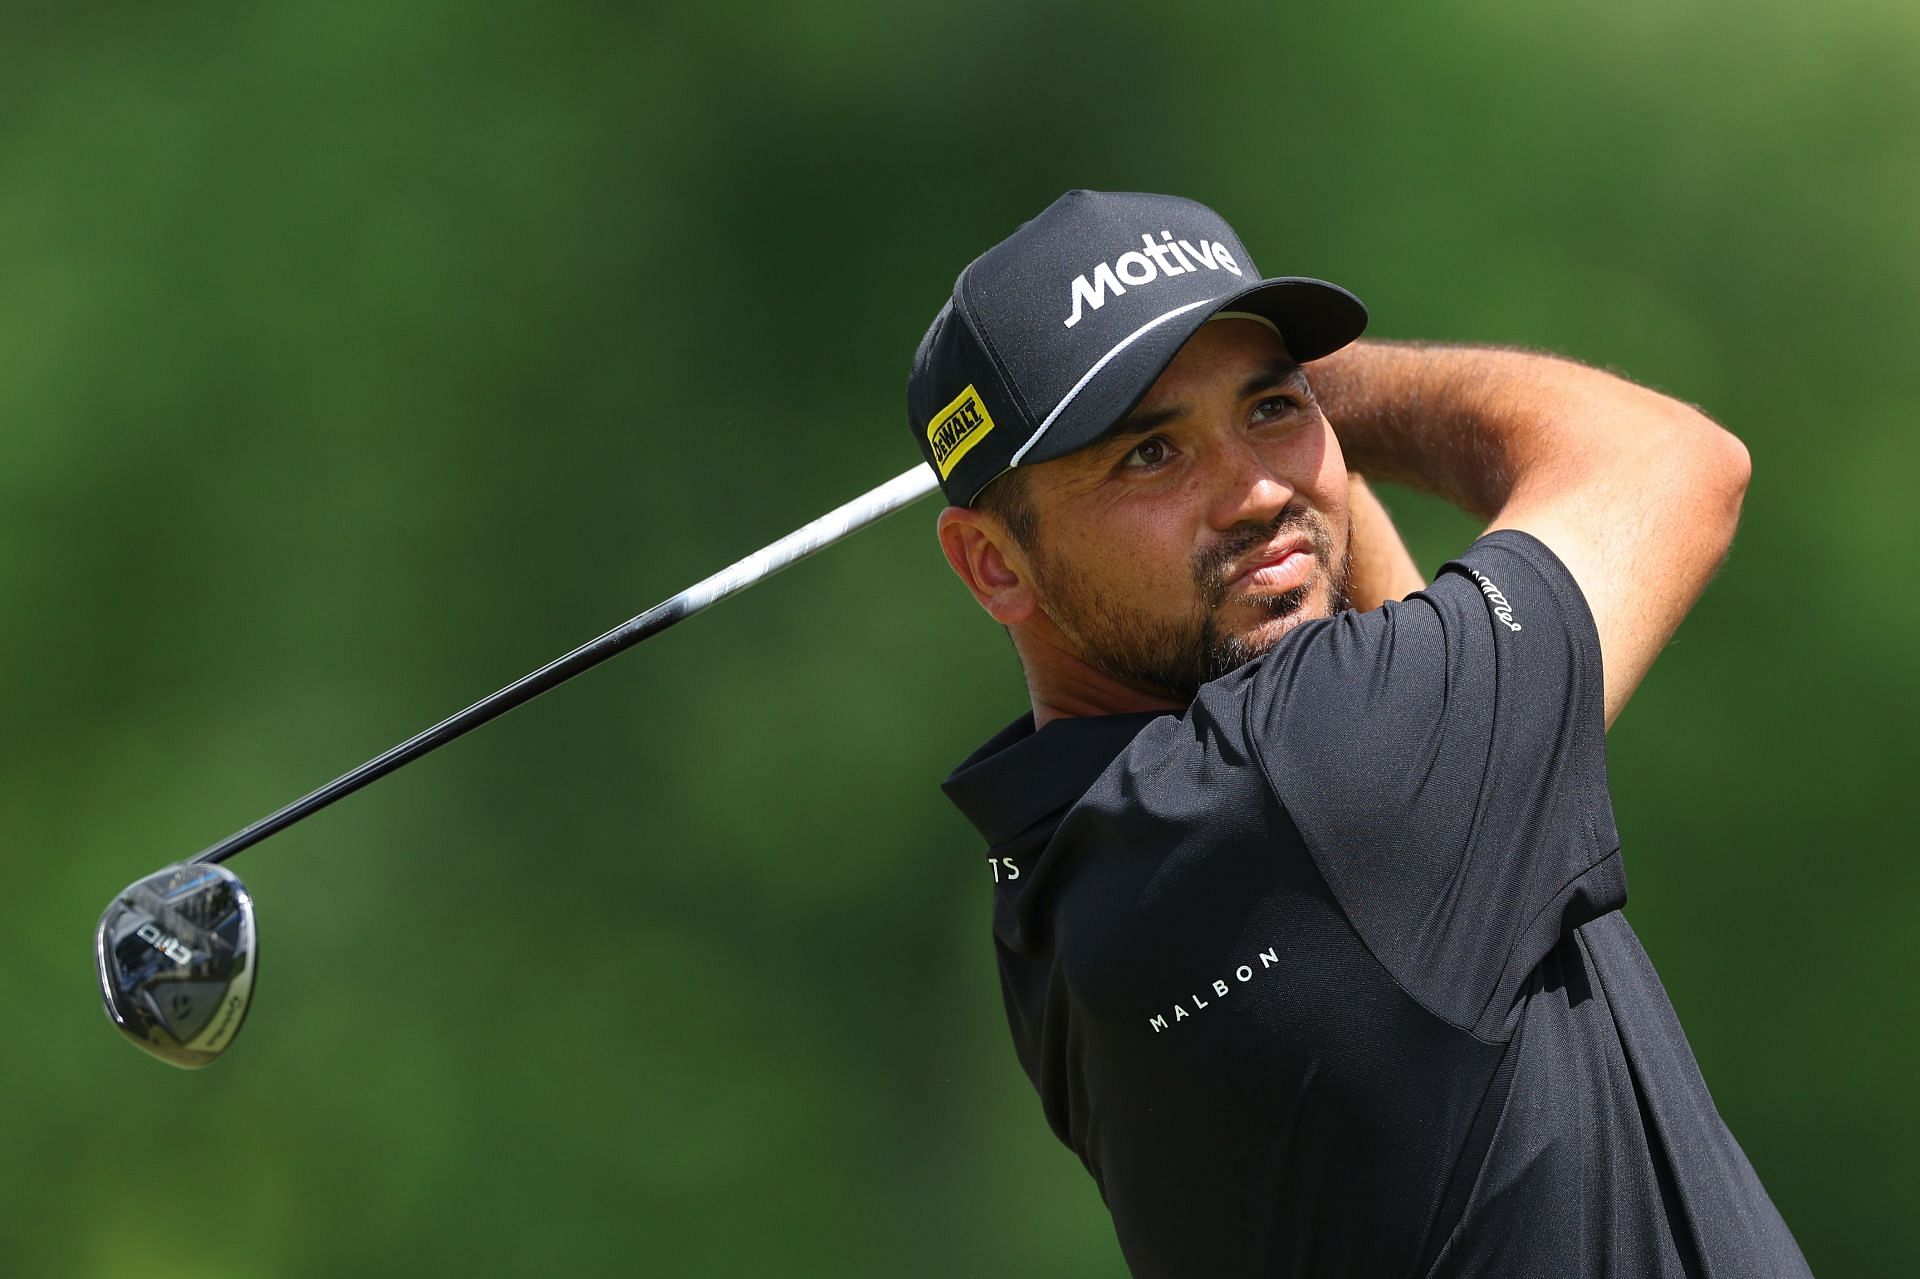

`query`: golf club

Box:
[96,464,940,1068]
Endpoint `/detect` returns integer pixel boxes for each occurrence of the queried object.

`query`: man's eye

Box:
[1124,436,1173,469]
[1252,395,1298,421]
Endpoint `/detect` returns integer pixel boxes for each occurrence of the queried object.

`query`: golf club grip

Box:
[190,465,940,865]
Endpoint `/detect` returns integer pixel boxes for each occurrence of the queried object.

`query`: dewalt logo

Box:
[926,384,996,479]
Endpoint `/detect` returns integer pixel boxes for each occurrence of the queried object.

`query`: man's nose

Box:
[1204,435,1296,532]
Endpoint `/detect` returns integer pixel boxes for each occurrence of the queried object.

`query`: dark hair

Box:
[972,467,1040,552]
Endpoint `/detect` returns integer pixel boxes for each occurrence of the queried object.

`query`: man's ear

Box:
[936,507,1039,626]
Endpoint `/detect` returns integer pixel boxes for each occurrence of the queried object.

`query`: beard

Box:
[1030,504,1354,702]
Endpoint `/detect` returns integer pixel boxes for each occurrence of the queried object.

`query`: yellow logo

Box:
[926,384,996,479]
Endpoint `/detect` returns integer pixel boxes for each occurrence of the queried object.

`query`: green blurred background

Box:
[4,2,1912,1274]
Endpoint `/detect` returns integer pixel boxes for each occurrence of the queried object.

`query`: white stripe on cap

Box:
[1208,309,1282,337]
[1009,297,1215,466]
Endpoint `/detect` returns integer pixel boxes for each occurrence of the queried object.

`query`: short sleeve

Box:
[1240,527,1624,1036]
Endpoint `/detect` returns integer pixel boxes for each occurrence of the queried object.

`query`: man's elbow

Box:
[1669,405,1751,556]
[1696,410,1751,517]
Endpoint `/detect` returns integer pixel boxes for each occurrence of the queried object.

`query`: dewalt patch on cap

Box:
[926,384,995,480]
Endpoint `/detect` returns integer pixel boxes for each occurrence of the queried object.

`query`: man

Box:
[908,190,1809,1276]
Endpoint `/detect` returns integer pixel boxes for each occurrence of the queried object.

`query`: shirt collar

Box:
[941,709,1171,848]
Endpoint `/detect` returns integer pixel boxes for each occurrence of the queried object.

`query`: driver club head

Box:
[95,862,257,1068]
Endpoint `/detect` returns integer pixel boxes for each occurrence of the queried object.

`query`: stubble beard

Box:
[1032,506,1354,703]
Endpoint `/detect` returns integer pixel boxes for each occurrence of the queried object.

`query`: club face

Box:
[95,862,257,1068]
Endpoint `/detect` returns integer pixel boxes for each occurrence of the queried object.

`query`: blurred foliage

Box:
[3,1,1914,1274]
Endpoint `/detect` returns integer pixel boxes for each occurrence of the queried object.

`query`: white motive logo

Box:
[1064,231,1243,328]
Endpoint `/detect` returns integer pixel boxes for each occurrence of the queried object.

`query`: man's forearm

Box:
[1306,339,1709,521]
[1344,472,1425,609]
[1308,337,1750,730]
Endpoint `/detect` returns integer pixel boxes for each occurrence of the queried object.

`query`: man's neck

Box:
[1015,624,1189,730]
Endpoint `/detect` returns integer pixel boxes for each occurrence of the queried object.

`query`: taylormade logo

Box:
[1064,231,1243,328]
[1466,567,1523,631]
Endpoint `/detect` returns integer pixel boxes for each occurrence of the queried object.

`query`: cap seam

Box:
[955,263,1041,441]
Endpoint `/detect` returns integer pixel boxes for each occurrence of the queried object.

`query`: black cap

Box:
[907,190,1367,507]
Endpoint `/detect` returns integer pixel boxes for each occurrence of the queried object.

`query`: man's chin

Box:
[1227,577,1328,628]
[1241,608,1317,651]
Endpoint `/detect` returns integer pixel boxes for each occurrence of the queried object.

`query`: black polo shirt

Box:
[943,529,1808,1277]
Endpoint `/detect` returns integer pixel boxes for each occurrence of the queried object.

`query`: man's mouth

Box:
[1228,540,1315,595]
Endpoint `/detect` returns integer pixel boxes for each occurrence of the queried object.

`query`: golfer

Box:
[910,191,1809,1276]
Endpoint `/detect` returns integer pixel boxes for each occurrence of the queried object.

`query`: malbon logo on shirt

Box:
[1148,944,1281,1033]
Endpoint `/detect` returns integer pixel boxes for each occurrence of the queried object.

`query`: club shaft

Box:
[191,465,940,866]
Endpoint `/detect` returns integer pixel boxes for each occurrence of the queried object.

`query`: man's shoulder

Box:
[1190,526,1596,730]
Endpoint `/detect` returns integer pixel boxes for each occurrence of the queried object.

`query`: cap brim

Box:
[1015,276,1367,467]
